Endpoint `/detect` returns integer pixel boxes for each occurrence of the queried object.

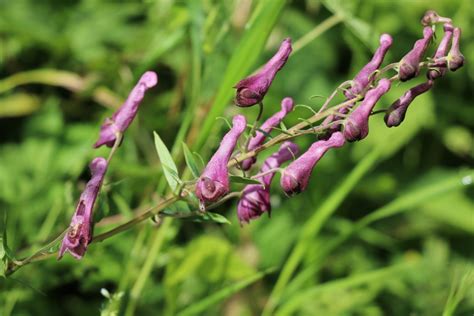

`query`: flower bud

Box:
[427,23,454,80]
[241,97,295,170]
[94,71,158,148]
[447,27,464,72]
[384,80,433,128]
[238,142,298,223]
[281,132,345,196]
[421,10,452,26]
[345,34,393,99]
[196,115,247,206]
[398,27,434,82]
[234,38,292,107]
[343,79,391,142]
[58,157,108,259]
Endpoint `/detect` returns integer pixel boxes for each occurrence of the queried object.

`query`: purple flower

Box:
[421,10,452,26]
[447,27,464,72]
[398,27,434,82]
[281,132,345,196]
[345,34,393,99]
[238,142,298,223]
[234,38,292,107]
[384,80,433,128]
[241,97,295,170]
[196,115,247,206]
[58,157,108,260]
[343,78,391,142]
[427,23,454,80]
[94,71,158,148]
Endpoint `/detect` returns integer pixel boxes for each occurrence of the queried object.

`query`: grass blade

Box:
[177,268,275,316]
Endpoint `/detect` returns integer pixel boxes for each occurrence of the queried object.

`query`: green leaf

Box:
[229,175,262,185]
[154,131,181,192]
[177,268,275,316]
[202,212,231,225]
[182,142,201,178]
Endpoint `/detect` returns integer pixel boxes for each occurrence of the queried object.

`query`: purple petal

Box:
[234,38,292,107]
[94,71,158,148]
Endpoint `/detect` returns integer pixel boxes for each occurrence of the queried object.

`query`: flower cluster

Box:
[59,10,465,261]
[193,10,464,224]
[59,72,158,259]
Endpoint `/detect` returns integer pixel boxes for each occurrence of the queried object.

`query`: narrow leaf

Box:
[229,175,263,185]
[154,131,180,192]
[182,142,201,178]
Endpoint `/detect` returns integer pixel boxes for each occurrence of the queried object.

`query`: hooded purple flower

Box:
[196,115,247,206]
[238,142,298,223]
[94,71,158,148]
[427,23,454,80]
[384,80,433,128]
[398,27,434,82]
[241,97,295,170]
[345,34,393,99]
[421,10,452,26]
[447,27,464,72]
[234,38,292,107]
[58,157,108,260]
[281,132,345,196]
[343,78,391,142]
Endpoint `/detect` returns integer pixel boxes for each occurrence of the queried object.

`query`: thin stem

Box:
[92,196,178,243]
[293,15,343,53]
[107,132,123,163]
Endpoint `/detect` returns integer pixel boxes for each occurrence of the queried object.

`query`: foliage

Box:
[0,0,473,315]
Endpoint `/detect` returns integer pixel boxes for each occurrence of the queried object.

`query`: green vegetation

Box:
[0,0,472,315]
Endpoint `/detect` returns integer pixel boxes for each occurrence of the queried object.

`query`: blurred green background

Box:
[0,0,473,315]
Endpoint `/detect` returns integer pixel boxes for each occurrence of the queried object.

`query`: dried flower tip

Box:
[238,142,298,223]
[345,33,393,99]
[421,10,452,26]
[281,132,345,196]
[343,78,391,142]
[196,115,247,206]
[58,157,108,260]
[94,71,158,148]
[234,38,292,107]
[398,27,434,82]
[427,23,454,80]
[385,80,434,128]
[447,27,464,72]
[241,97,295,170]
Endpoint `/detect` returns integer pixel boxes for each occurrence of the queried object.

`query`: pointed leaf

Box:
[154,131,180,192]
[182,142,201,178]
[230,175,263,185]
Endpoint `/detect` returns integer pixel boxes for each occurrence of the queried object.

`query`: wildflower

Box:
[427,23,454,80]
[384,80,433,127]
[94,71,158,148]
[447,27,464,72]
[398,27,434,81]
[241,97,295,170]
[196,115,247,207]
[58,157,108,259]
[343,78,391,142]
[281,132,345,196]
[345,34,393,99]
[421,10,452,26]
[238,142,298,223]
[234,38,292,107]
